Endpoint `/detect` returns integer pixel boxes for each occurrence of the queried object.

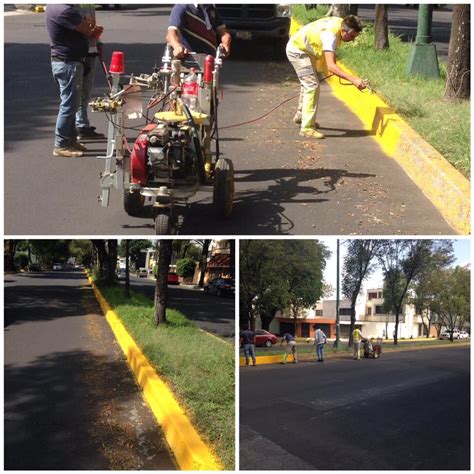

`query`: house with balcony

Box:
[360,288,435,339]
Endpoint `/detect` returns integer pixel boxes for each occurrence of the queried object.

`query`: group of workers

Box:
[46,4,368,158]
[241,326,368,366]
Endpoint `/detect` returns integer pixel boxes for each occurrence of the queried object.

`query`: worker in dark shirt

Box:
[46,4,103,157]
[240,326,256,366]
[281,332,298,364]
[166,4,231,62]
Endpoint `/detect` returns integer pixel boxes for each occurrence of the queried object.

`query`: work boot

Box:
[78,126,105,139]
[53,146,83,158]
[300,128,325,139]
[294,113,319,128]
[71,141,88,152]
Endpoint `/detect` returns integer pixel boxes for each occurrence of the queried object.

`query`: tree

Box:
[327,4,351,17]
[154,239,173,325]
[444,4,470,100]
[176,258,196,278]
[379,240,454,344]
[4,240,19,271]
[342,240,383,347]
[70,240,94,266]
[429,266,470,341]
[374,5,389,50]
[92,240,118,285]
[285,240,329,334]
[124,240,131,299]
[198,239,211,288]
[240,240,330,333]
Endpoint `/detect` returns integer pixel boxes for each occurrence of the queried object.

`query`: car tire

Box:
[265,340,272,348]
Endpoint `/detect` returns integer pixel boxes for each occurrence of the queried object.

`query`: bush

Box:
[176,258,196,278]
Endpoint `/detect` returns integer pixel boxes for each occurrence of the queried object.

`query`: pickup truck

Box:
[216,4,291,57]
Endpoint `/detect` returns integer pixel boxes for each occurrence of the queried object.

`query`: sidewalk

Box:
[4,272,176,470]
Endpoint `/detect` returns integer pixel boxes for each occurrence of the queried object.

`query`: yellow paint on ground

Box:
[289,17,470,235]
[85,272,222,471]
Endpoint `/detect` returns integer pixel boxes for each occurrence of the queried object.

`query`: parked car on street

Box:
[255,329,278,347]
[136,267,148,278]
[203,277,235,297]
[167,272,179,285]
[458,331,470,339]
[439,330,460,340]
[117,268,126,280]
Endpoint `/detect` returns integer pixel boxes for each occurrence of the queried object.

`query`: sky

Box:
[321,238,470,302]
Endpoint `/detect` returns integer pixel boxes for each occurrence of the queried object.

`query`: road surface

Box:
[4,270,176,470]
[125,274,235,339]
[240,346,470,470]
[4,5,454,235]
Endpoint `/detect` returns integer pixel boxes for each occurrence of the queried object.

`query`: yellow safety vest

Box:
[290,16,343,75]
[353,328,362,342]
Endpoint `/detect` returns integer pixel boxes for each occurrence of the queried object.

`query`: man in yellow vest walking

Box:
[352,326,363,360]
[286,15,368,139]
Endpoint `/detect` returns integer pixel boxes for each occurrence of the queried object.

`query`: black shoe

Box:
[78,127,105,139]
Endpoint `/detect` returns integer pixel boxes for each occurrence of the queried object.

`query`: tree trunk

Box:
[394,310,400,345]
[198,239,211,287]
[154,240,172,326]
[107,240,118,286]
[125,240,130,298]
[4,240,17,272]
[444,4,470,100]
[327,4,351,17]
[374,5,389,50]
[348,302,356,348]
[92,240,107,280]
[229,240,235,279]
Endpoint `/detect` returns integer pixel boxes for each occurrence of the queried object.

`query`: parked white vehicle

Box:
[458,331,470,339]
[439,330,460,340]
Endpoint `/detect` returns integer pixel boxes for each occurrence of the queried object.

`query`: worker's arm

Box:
[217,25,232,58]
[324,51,367,90]
[166,27,188,58]
[75,17,103,38]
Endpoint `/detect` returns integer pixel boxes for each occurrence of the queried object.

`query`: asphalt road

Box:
[240,346,470,470]
[125,274,235,339]
[4,5,454,235]
[4,270,176,470]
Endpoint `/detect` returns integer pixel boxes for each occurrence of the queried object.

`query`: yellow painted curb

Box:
[289,17,470,234]
[85,272,222,470]
[240,342,470,366]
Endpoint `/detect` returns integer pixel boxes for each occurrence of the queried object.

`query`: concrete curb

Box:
[290,17,470,235]
[85,272,222,470]
[239,342,470,366]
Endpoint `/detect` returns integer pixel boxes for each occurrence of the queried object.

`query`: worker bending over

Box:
[287,15,368,139]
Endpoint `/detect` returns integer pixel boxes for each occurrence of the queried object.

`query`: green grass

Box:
[291,7,470,177]
[98,285,235,470]
[250,337,469,356]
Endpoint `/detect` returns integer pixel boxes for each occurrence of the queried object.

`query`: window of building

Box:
[316,309,323,316]
[375,305,383,314]
[378,291,383,299]
[368,292,377,300]
[339,308,352,316]
[367,307,372,316]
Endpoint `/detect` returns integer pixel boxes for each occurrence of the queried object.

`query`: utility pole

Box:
[406,4,440,78]
[334,239,340,348]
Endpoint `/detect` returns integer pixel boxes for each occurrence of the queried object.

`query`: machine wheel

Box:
[213,158,234,218]
[373,353,379,359]
[123,190,144,217]
[155,210,171,235]
[265,340,272,348]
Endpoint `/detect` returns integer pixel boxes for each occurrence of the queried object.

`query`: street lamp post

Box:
[406,4,440,78]
[334,239,340,348]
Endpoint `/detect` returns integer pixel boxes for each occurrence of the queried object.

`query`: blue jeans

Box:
[76,55,97,130]
[51,60,83,148]
[243,344,256,365]
[316,343,324,361]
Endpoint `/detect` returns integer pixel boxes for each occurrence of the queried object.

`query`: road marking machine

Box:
[90,46,234,234]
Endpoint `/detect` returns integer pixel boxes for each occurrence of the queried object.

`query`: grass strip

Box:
[291,5,470,177]
[251,337,469,357]
[98,285,235,470]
